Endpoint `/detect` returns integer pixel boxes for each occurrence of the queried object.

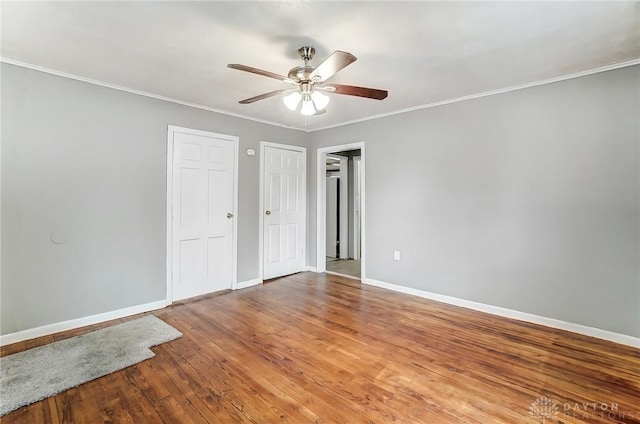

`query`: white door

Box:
[170,127,237,301]
[263,145,306,280]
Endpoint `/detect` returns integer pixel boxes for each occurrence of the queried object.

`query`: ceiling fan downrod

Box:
[297,46,315,65]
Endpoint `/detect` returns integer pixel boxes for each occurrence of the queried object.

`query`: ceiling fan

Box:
[227,46,388,116]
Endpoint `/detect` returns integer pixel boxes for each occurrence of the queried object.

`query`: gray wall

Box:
[3,62,638,339]
[1,63,305,335]
[309,66,640,337]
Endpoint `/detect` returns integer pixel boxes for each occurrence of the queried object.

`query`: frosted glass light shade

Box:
[283,91,302,110]
[300,99,316,116]
[311,91,330,110]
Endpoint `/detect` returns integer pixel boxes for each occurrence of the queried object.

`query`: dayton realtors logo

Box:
[529,396,637,422]
[529,397,558,423]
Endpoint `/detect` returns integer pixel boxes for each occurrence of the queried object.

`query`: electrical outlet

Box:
[394,251,401,261]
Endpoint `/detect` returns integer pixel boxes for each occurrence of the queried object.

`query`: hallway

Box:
[326,258,361,279]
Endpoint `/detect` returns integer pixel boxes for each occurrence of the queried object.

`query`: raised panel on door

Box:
[286,223,297,260]
[207,236,231,288]
[268,173,282,213]
[179,239,206,285]
[181,142,202,161]
[268,224,281,264]
[208,169,227,235]
[179,168,202,229]
[286,174,299,211]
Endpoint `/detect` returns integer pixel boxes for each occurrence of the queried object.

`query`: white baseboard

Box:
[305,266,318,273]
[234,278,262,290]
[363,278,639,348]
[0,299,171,346]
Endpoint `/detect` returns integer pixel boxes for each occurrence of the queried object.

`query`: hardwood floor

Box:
[2,272,639,423]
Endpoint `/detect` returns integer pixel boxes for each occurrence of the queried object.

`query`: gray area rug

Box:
[0,315,182,416]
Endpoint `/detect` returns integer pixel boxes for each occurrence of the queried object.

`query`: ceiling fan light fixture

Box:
[311,90,330,110]
[283,91,302,110]
[300,96,316,116]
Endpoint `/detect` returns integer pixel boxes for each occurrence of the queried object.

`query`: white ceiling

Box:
[2,1,639,132]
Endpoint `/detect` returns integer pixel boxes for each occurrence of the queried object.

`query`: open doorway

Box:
[325,150,361,278]
[316,142,365,280]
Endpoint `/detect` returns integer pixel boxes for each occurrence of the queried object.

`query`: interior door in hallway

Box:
[170,127,237,301]
[263,145,306,280]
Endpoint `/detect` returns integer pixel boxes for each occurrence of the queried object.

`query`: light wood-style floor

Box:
[2,272,639,423]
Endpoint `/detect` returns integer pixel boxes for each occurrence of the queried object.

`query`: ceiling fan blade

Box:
[238,89,294,104]
[228,64,297,84]
[309,51,357,82]
[321,83,388,100]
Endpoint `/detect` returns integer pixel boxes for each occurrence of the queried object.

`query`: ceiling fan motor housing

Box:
[288,66,315,82]
[289,46,318,82]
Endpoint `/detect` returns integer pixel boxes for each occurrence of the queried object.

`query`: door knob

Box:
[227,213,233,219]
[265,210,271,215]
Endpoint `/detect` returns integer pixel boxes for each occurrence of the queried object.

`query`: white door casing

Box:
[326,176,339,258]
[167,126,238,301]
[261,142,306,280]
[353,156,362,260]
[326,154,349,259]
[338,156,349,259]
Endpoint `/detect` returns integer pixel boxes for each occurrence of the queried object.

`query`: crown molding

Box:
[3,57,638,134]
[0,57,308,132]
[311,58,640,132]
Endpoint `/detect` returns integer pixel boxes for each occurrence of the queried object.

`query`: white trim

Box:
[311,58,640,132]
[353,156,362,260]
[338,156,349,259]
[362,277,640,348]
[231,134,240,290]
[4,57,637,134]
[1,58,305,132]
[0,300,170,346]
[233,278,262,290]
[305,266,318,273]
[166,125,239,301]
[316,142,366,280]
[166,128,174,302]
[317,152,326,272]
[0,73,2,309]
[259,141,307,281]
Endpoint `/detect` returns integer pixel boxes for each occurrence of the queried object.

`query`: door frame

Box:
[316,142,365,279]
[324,173,339,258]
[353,156,362,260]
[259,141,307,282]
[166,125,239,302]
[325,154,349,259]
[336,155,349,259]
